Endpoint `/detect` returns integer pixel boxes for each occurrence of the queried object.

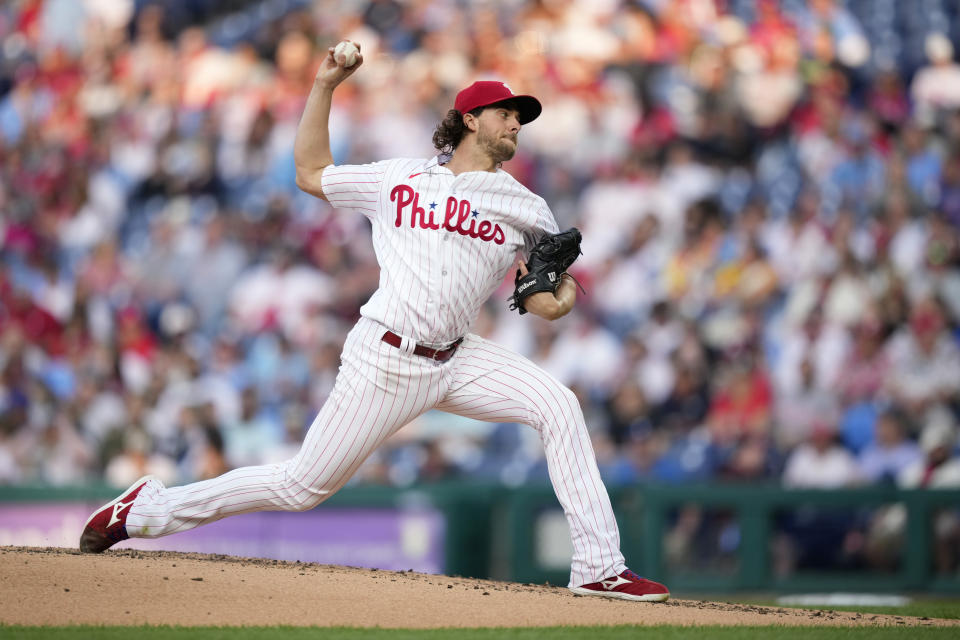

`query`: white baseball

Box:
[334,41,359,67]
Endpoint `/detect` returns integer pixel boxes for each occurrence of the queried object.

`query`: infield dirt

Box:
[1,546,954,628]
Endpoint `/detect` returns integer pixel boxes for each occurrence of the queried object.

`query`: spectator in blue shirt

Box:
[857,408,922,484]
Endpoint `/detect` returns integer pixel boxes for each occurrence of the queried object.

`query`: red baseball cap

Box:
[454,80,542,125]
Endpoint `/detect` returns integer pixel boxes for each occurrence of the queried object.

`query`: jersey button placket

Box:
[438,201,453,335]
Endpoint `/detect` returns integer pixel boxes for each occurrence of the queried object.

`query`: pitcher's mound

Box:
[0,547,951,628]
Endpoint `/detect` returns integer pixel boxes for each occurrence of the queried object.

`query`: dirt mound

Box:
[1,547,953,628]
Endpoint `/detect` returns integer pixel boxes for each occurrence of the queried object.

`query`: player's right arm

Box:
[294,41,363,201]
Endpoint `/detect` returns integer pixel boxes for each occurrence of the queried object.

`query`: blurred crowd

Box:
[1,0,960,571]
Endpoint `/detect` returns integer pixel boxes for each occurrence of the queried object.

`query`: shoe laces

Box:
[622,569,644,582]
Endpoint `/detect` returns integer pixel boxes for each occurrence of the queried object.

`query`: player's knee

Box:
[290,493,324,511]
[285,483,332,511]
[544,382,579,415]
[282,463,336,510]
[529,382,581,429]
[558,384,578,408]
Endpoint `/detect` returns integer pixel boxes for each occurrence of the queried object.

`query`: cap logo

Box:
[500,82,514,93]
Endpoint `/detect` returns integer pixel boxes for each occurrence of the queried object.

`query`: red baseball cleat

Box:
[569,569,670,602]
[79,475,154,553]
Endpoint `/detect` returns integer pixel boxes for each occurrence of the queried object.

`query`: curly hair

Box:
[433,99,523,155]
[432,107,482,155]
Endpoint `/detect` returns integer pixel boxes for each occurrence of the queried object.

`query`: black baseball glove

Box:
[509,227,583,314]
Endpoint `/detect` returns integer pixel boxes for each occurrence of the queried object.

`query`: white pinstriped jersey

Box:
[321,156,559,346]
[118,119,629,588]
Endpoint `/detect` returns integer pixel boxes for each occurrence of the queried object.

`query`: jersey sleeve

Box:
[320,161,390,218]
[521,197,561,258]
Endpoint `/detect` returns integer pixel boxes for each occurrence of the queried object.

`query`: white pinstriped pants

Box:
[126,317,626,586]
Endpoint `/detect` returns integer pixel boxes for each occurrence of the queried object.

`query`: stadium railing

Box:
[2,482,957,592]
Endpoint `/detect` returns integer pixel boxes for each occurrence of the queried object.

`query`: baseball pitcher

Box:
[79,39,669,602]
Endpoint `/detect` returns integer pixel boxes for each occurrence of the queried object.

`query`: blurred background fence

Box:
[2,0,960,592]
[2,483,959,593]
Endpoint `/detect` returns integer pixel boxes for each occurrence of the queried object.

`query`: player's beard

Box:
[477,123,517,164]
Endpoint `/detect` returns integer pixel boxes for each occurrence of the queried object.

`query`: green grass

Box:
[0,627,955,640]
